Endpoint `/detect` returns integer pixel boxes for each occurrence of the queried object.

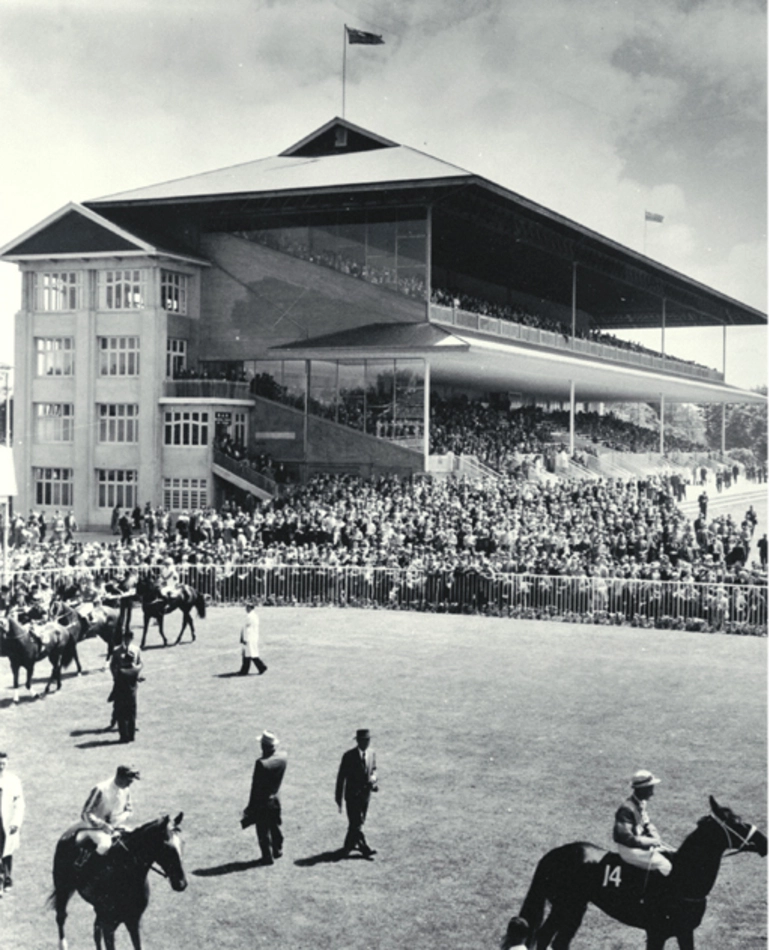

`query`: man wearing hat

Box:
[0,752,25,896]
[335,729,378,858]
[242,731,287,865]
[613,769,672,877]
[237,602,267,675]
[74,765,140,872]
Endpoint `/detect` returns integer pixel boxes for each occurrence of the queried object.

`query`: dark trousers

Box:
[344,792,371,853]
[118,599,133,635]
[115,688,138,742]
[254,797,282,861]
[239,656,267,675]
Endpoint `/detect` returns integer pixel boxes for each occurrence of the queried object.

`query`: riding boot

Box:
[75,838,98,873]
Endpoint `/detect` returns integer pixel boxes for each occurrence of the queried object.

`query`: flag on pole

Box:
[346,26,385,45]
[645,211,664,223]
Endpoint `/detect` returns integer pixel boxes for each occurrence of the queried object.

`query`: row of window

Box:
[35,337,187,378]
[33,405,246,445]
[33,467,208,511]
[34,270,189,314]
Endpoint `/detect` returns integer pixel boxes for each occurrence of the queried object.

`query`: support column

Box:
[571,261,577,341]
[659,393,665,455]
[661,297,666,358]
[303,360,310,458]
[425,204,433,318]
[569,380,575,455]
[720,324,727,457]
[423,359,431,471]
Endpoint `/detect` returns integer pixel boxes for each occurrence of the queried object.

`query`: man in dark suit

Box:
[242,731,287,865]
[335,728,378,858]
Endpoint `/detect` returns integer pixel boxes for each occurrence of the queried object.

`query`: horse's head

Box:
[708,795,767,857]
[153,813,188,891]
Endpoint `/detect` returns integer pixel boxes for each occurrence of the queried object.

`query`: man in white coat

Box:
[0,751,25,895]
[238,602,267,675]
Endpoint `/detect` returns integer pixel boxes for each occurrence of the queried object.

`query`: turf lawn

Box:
[0,608,766,950]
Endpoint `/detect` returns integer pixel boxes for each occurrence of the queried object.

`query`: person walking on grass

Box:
[501,916,529,949]
[238,602,267,675]
[335,728,378,859]
[242,731,287,865]
[0,751,25,897]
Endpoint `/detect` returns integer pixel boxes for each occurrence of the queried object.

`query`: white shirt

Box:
[81,778,133,831]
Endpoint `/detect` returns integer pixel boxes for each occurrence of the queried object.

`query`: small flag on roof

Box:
[645,211,664,223]
[346,26,385,45]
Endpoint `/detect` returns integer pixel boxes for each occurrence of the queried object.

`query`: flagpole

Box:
[342,24,347,118]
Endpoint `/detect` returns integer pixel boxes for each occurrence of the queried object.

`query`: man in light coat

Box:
[238,602,267,675]
[0,751,25,895]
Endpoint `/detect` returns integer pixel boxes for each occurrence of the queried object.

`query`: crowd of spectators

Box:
[6,471,764,594]
[214,436,290,485]
[243,230,427,301]
[430,287,714,373]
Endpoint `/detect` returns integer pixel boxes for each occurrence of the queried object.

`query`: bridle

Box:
[115,827,183,880]
[711,813,758,857]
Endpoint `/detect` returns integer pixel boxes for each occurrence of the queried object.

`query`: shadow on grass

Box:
[75,737,126,749]
[294,848,360,866]
[0,694,40,709]
[70,727,114,737]
[214,672,249,679]
[192,859,263,877]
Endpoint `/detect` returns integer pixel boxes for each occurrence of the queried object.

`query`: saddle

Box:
[597,852,671,907]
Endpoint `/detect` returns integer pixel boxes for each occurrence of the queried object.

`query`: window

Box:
[164,410,208,446]
[35,272,82,311]
[98,269,147,310]
[35,337,74,376]
[33,467,73,507]
[96,469,138,509]
[99,336,140,376]
[163,477,208,510]
[232,411,247,445]
[34,404,74,442]
[98,404,138,443]
[161,271,188,314]
[166,338,188,378]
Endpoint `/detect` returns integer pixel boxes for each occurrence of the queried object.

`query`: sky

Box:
[0,0,766,389]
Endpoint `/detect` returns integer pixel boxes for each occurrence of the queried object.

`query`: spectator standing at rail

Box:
[758,534,768,569]
[0,751,25,896]
[335,728,379,859]
[242,731,287,865]
[698,491,708,519]
[237,602,267,675]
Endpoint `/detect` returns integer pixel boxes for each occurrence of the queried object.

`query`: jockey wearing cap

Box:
[74,766,140,869]
[159,558,181,599]
[613,769,673,877]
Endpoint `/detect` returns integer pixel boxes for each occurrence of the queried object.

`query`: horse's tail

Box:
[59,631,79,669]
[195,591,206,619]
[517,852,552,942]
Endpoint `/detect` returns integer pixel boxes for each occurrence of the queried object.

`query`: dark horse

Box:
[136,576,206,648]
[517,796,766,949]
[51,813,187,950]
[0,606,83,702]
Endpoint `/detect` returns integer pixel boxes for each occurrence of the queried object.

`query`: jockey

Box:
[613,769,673,877]
[159,558,181,598]
[74,765,140,869]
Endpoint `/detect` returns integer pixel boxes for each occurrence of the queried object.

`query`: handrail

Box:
[429,305,723,382]
[164,379,253,400]
[212,447,279,496]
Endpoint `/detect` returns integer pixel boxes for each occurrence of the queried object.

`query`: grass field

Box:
[1,607,766,950]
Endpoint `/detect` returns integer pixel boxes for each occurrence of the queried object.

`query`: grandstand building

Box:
[1,117,765,528]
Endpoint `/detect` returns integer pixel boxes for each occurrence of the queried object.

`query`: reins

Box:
[711,814,757,857]
[114,828,178,879]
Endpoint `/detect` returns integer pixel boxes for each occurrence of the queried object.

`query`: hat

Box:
[259,731,277,749]
[0,751,7,759]
[116,765,141,780]
[631,769,661,789]
[355,728,371,741]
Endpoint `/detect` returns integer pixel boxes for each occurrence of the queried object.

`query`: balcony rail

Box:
[212,447,280,496]
[8,564,766,634]
[163,379,253,400]
[429,305,724,383]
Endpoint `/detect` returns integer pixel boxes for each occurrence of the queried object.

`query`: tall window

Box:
[164,410,208,446]
[161,271,188,314]
[98,269,147,310]
[232,411,247,445]
[34,403,74,442]
[33,467,73,507]
[35,272,82,311]
[163,477,208,510]
[99,336,140,376]
[96,469,138,509]
[98,404,138,443]
[166,338,188,378]
[35,337,75,376]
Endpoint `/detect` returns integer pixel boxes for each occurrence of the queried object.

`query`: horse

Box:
[37,600,88,694]
[136,576,206,648]
[0,614,47,702]
[0,606,83,701]
[517,796,766,949]
[50,813,187,950]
